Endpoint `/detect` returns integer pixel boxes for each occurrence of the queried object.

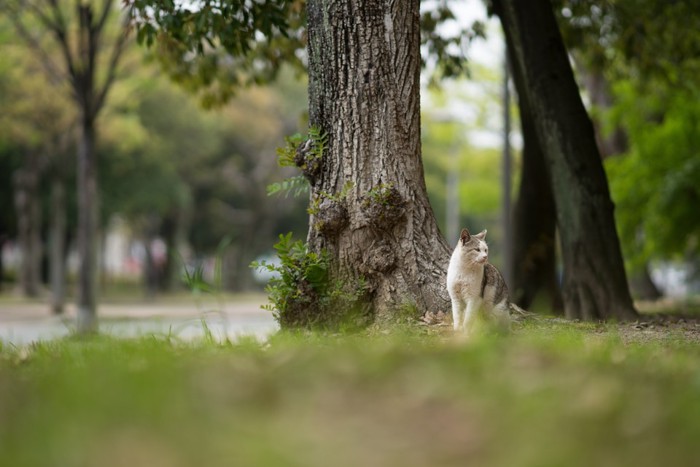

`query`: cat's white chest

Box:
[446,252,483,299]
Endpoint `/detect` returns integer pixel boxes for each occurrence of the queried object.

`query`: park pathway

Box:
[0,296,278,345]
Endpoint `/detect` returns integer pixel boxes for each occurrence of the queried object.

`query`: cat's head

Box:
[458,228,488,264]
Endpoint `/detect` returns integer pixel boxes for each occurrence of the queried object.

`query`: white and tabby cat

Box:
[446,228,512,334]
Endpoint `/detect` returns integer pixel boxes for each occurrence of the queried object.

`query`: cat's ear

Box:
[460,228,471,245]
[474,229,487,240]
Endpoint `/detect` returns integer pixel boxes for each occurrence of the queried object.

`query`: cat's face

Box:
[459,228,489,264]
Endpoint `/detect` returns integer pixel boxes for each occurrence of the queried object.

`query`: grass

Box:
[1,319,700,467]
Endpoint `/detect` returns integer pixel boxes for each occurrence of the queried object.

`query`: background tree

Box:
[555,0,700,297]
[508,51,562,313]
[94,64,309,296]
[492,0,637,320]
[0,17,75,304]
[4,0,132,332]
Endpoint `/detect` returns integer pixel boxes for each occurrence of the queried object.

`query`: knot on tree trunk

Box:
[359,239,397,276]
[314,198,349,236]
[294,138,323,185]
[360,185,406,230]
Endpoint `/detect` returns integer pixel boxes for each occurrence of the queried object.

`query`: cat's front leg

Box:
[451,297,465,331]
[462,299,481,334]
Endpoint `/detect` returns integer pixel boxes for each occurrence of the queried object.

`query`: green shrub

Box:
[251,233,369,330]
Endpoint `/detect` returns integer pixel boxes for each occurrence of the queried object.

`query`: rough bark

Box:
[494,0,637,321]
[305,0,450,324]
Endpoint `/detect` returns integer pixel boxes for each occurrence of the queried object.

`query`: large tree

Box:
[493,0,637,320]
[4,0,131,332]
[302,0,451,322]
[555,0,700,300]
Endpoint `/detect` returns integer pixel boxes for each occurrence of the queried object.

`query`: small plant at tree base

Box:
[251,233,371,330]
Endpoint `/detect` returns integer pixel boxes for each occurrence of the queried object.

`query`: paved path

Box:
[0,298,278,345]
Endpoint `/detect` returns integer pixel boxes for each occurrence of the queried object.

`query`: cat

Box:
[446,227,512,334]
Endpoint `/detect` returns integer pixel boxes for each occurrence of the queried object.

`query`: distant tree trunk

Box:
[576,64,663,301]
[509,45,562,312]
[7,0,132,333]
[304,0,450,325]
[143,239,157,299]
[577,65,628,160]
[13,154,42,298]
[0,235,5,292]
[159,190,191,292]
[160,214,179,292]
[49,176,67,314]
[628,265,663,301]
[142,214,160,298]
[494,0,637,321]
[76,118,99,332]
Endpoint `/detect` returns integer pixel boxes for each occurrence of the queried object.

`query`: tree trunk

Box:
[494,0,637,321]
[576,63,663,301]
[142,214,160,299]
[49,177,67,314]
[508,46,562,313]
[304,0,450,325]
[13,154,42,298]
[628,265,662,301]
[577,64,628,159]
[160,214,179,292]
[76,118,99,333]
[0,236,4,292]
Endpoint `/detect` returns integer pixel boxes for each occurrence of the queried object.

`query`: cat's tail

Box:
[508,302,537,321]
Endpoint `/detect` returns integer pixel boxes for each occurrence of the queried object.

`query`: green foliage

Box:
[251,233,368,329]
[364,183,396,206]
[605,82,700,268]
[275,132,304,168]
[129,0,306,106]
[251,232,328,313]
[130,0,493,103]
[3,324,700,466]
[181,234,233,295]
[420,1,487,85]
[556,0,700,89]
[266,175,309,198]
[268,125,327,198]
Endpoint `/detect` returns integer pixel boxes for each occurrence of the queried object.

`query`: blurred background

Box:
[0,0,698,313]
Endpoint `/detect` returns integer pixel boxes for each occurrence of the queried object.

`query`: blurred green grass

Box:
[1,321,700,467]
